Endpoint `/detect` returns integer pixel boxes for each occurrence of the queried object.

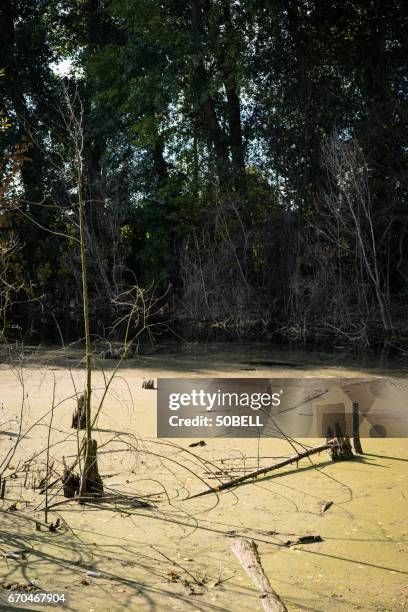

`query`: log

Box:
[352,402,364,454]
[185,439,340,500]
[231,539,287,612]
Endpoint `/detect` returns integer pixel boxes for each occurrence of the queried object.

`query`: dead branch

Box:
[185,438,344,500]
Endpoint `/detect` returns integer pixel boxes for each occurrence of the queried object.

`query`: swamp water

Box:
[0,342,407,611]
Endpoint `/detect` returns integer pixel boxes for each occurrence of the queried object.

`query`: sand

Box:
[0,344,407,611]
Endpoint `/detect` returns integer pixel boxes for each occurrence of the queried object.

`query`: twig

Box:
[151,545,203,586]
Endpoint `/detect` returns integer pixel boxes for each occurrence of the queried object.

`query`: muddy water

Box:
[0,342,407,611]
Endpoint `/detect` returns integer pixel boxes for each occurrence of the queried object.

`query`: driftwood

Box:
[186,438,343,500]
[352,402,363,454]
[231,539,287,612]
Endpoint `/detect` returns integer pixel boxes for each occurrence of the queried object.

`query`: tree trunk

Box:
[79,439,103,498]
[191,0,230,183]
[222,2,246,190]
[0,0,44,207]
[76,156,103,498]
[225,86,246,190]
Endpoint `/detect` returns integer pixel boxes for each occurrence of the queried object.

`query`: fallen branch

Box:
[231,538,287,612]
[185,439,340,500]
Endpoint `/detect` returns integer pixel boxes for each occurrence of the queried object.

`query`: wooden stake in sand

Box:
[186,438,341,500]
[231,539,287,612]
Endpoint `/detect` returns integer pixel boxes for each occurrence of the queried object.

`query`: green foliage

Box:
[0,0,407,337]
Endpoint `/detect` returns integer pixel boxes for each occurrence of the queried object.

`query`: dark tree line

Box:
[0,0,407,343]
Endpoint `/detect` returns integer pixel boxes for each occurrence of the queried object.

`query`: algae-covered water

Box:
[0,342,407,610]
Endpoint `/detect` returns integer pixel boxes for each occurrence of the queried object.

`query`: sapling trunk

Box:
[76,162,103,498]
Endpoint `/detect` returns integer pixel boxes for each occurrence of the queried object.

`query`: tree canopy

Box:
[1,0,407,342]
